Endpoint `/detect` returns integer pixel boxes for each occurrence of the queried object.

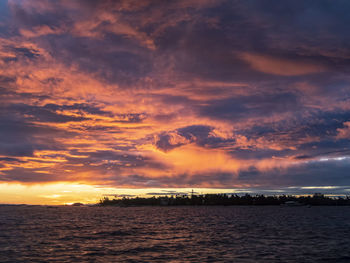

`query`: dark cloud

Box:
[155,125,234,151]
[12,47,40,59]
[63,149,168,172]
[0,167,68,183]
[198,92,300,121]
[237,158,350,188]
[0,157,23,162]
[3,103,89,123]
[0,116,62,156]
[43,34,153,85]
[0,86,49,102]
[43,103,110,116]
[112,113,147,123]
[1,0,350,192]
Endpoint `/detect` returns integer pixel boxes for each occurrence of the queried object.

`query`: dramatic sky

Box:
[1,0,350,204]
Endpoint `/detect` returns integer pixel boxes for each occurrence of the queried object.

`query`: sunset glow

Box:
[1,0,350,204]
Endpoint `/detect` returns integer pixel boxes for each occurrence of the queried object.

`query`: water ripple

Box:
[0,206,350,262]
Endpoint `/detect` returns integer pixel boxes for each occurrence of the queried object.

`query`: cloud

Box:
[237,158,350,188]
[155,125,235,152]
[239,53,327,76]
[0,0,350,194]
[0,115,65,156]
[197,92,300,123]
[337,122,350,139]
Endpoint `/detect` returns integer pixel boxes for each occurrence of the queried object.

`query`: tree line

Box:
[99,193,350,206]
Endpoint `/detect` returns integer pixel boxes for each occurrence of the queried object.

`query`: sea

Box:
[0,206,350,262]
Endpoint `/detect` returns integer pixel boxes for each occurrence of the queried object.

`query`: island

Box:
[99,193,350,206]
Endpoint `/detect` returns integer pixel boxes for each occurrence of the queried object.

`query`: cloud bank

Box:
[1,0,350,193]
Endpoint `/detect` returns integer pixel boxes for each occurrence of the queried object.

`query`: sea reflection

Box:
[0,206,350,262]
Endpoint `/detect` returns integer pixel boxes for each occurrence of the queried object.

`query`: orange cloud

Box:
[337,122,350,139]
[239,52,327,76]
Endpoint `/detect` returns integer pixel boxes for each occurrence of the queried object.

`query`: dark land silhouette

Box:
[99,193,350,206]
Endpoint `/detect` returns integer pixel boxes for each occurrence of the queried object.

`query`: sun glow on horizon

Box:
[0,182,245,205]
[0,1,350,204]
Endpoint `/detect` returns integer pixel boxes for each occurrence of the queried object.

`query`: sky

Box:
[1,0,350,204]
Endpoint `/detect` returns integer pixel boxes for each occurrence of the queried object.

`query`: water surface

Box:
[1,206,350,262]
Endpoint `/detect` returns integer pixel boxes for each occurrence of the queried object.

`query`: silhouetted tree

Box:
[99,193,350,206]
